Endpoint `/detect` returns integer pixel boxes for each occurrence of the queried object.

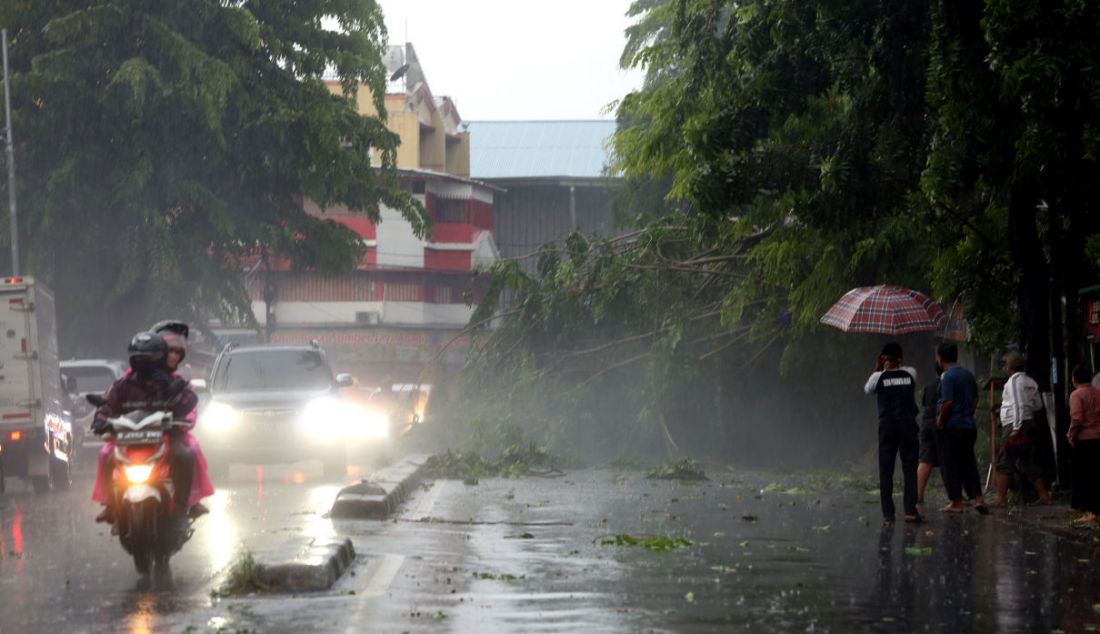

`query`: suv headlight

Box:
[299,397,346,434]
[202,402,238,431]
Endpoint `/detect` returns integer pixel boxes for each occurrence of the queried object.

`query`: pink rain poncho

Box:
[90,370,214,508]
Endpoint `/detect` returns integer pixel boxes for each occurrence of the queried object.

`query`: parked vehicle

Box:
[86,394,197,578]
[60,358,127,447]
[194,341,371,479]
[0,277,75,493]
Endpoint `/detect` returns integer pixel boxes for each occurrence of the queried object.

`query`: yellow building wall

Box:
[326,82,380,118]
[325,81,471,177]
[389,111,421,170]
[446,133,470,178]
[418,109,447,173]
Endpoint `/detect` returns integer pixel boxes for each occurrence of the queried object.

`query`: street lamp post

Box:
[2,28,18,276]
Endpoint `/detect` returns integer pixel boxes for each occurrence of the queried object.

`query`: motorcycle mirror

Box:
[85,393,107,407]
[336,373,355,388]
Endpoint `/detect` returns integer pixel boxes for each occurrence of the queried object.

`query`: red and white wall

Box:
[248,170,498,329]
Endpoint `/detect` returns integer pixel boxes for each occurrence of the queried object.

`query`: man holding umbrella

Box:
[864,342,922,525]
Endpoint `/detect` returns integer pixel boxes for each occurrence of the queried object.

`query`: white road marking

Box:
[362,553,405,597]
[344,552,407,632]
[403,480,448,521]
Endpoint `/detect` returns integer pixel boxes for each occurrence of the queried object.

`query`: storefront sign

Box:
[1086,300,1100,342]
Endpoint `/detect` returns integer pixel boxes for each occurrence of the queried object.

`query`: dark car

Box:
[193,342,357,478]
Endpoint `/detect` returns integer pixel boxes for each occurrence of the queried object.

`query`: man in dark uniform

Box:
[864,342,922,525]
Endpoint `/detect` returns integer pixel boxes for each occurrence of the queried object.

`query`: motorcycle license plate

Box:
[115,429,163,445]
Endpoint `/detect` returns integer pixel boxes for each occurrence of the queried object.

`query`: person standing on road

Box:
[864,342,922,525]
[1069,364,1100,526]
[993,352,1053,507]
[916,360,942,505]
[935,342,989,514]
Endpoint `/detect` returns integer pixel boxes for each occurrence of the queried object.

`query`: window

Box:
[433,280,468,304]
[383,283,422,302]
[434,198,468,223]
[61,366,119,394]
[216,350,333,392]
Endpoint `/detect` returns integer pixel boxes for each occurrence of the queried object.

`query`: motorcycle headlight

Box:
[124,464,153,484]
[202,402,238,431]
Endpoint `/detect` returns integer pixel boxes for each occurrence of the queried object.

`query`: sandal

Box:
[1071,513,1096,525]
[939,504,964,513]
[904,514,923,524]
[975,505,991,515]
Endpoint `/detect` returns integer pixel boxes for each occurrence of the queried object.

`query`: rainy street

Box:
[2,446,1099,633]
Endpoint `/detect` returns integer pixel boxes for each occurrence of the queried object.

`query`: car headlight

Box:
[124,464,153,484]
[359,411,390,439]
[202,402,238,431]
[299,397,346,434]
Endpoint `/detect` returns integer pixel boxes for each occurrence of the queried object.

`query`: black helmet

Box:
[128,331,168,376]
[151,320,189,364]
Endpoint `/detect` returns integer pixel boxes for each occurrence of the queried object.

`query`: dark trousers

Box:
[941,427,982,502]
[878,418,919,519]
[101,440,194,517]
[1071,439,1100,514]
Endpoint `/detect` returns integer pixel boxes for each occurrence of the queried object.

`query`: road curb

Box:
[330,453,430,519]
[253,537,356,593]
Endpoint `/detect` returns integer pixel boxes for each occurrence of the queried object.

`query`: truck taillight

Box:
[9,431,21,441]
[5,276,22,284]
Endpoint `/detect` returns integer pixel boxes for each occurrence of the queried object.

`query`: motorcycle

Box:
[86,394,196,578]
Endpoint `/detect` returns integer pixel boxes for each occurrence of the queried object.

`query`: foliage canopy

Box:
[0,0,424,352]
[454,0,1100,462]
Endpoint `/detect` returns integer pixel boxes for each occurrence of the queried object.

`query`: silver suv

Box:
[194,342,356,478]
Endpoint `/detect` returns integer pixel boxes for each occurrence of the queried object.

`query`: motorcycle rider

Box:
[150,320,214,516]
[91,332,198,535]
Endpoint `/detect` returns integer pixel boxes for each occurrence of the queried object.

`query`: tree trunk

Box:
[1007,181,1064,481]
[1008,181,1049,385]
[1047,203,1071,483]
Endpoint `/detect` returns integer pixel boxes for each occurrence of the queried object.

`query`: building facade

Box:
[466,120,621,274]
[222,44,498,384]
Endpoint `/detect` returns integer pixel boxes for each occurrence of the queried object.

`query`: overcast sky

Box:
[374,0,644,121]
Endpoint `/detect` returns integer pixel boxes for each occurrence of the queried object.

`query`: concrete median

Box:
[330,453,430,519]
[250,537,356,593]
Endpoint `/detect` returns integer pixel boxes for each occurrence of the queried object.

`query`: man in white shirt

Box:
[993,352,1053,507]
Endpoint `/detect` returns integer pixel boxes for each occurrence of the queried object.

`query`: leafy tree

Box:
[455,0,944,462]
[922,0,1100,474]
[0,0,424,354]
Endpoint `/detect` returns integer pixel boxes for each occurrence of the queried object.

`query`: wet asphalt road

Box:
[3,455,1100,633]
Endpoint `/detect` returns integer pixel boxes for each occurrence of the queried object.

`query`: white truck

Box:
[0,276,75,493]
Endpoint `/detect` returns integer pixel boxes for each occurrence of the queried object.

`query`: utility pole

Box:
[2,29,18,276]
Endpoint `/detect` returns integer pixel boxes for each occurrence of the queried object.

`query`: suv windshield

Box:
[62,366,118,393]
[215,349,333,392]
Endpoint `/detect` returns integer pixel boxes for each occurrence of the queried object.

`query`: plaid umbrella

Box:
[820,285,947,335]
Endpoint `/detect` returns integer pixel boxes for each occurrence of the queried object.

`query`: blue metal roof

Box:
[466,120,617,179]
